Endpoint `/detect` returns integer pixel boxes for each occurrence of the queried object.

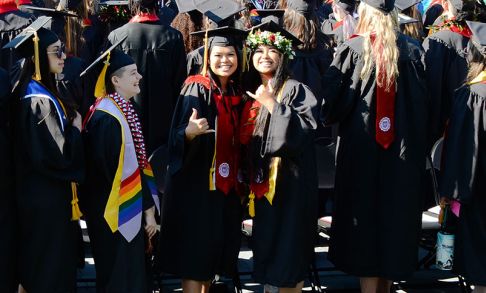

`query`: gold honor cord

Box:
[94,52,111,98]
[468,70,486,85]
[201,28,209,77]
[32,31,41,81]
[71,182,83,220]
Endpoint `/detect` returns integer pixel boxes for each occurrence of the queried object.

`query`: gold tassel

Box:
[71,182,83,221]
[32,31,41,81]
[241,45,248,73]
[209,140,216,191]
[94,52,111,98]
[201,28,209,77]
[249,192,255,217]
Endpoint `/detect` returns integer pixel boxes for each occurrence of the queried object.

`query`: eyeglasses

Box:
[47,43,66,58]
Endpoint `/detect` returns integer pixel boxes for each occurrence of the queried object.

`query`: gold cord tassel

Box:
[201,29,209,76]
[32,31,41,81]
[94,52,111,98]
[241,45,248,73]
[71,182,83,221]
[249,192,255,217]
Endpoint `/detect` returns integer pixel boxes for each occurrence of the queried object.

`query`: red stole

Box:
[129,12,159,23]
[449,23,472,38]
[371,34,396,149]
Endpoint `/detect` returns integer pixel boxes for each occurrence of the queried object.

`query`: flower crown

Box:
[246,30,295,59]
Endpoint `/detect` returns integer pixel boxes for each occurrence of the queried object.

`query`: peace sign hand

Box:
[246,83,277,113]
[185,108,215,141]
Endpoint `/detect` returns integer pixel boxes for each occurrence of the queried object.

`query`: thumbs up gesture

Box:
[185,108,215,141]
[246,82,277,113]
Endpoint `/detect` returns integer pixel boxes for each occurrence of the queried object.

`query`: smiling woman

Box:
[157,26,248,293]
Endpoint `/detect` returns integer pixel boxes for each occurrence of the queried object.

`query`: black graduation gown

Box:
[250,79,319,287]
[14,80,84,292]
[187,46,204,76]
[80,107,155,293]
[321,18,345,48]
[439,83,486,285]
[56,56,95,117]
[108,20,187,155]
[0,68,16,293]
[321,33,428,279]
[80,15,110,63]
[157,80,243,281]
[423,28,469,147]
[0,10,34,71]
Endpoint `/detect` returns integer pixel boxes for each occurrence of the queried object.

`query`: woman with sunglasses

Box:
[8,21,84,292]
[241,22,319,292]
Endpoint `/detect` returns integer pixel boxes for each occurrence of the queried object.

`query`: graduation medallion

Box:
[218,163,230,178]
[379,117,391,132]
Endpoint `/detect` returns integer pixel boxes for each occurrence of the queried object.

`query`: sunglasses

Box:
[47,43,66,58]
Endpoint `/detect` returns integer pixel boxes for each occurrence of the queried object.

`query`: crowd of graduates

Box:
[0,0,485,292]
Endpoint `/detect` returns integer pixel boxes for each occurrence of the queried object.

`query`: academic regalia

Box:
[439,20,486,286]
[80,15,109,63]
[107,16,187,155]
[423,4,444,35]
[248,79,320,287]
[5,18,84,292]
[157,26,246,281]
[321,17,346,48]
[0,8,34,71]
[80,47,158,292]
[440,82,486,286]
[321,33,428,279]
[0,67,16,293]
[423,23,470,147]
[187,45,204,75]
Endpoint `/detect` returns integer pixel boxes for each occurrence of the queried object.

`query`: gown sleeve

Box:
[167,82,207,175]
[18,95,84,182]
[263,82,318,158]
[321,44,360,125]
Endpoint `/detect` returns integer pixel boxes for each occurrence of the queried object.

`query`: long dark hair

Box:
[467,42,486,83]
[15,37,78,123]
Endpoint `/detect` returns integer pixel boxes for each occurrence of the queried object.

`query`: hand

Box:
[72,111,82,131]
[185,108,215,141]
[246,83,277,113]
[144,207,157,240]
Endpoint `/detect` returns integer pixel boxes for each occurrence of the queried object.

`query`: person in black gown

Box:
[321,0,357,48]
[242,20,319,292]
[157,27,246,293]
[0,0,34,71]
[80,46,159,293]
[321,0,428,291]
[107,0,186,155]
[6,17,84,292]
[440,20,486,293]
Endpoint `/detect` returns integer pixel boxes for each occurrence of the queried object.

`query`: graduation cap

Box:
[174,0,196,13]
[334,0,356,14]
[79,35,134,98]
[467,20,486,51]
[20,5,79,18]
[191,26,248,76]
[256,9,285,24]
[398,12,419,24]
[287,0,316,16]
[3,16,57,81]
[248,20,302,46]
[361,0,395,13]
[394,0,420,11]
[197,0,245,24]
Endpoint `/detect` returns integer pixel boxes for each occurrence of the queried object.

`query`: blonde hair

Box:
[283,8,319,50]
[355,2,399,90]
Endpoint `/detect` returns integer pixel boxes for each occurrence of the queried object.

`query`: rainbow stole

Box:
[96,98,143,242]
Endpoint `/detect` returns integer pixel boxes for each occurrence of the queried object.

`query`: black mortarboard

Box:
[256,9,285,24]
[249,20,302,46]
[394,0,420,10]
[398,13,418,24]
[362,0,395,13]
[334,0,356,14]
[20,5,79,18]
[99,0,129,5]
[3,16,58,81]
[79,35,134,97]
[196,0,245,24]
[287,0,317,16]
[191,26,248,49]
[174,0,196,13]
[467,21,486,49]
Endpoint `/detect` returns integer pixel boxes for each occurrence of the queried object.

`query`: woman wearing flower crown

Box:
[241,22,319,292]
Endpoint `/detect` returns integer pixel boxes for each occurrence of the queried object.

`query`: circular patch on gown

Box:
[379,117,391,132]
[219,163,230,178]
